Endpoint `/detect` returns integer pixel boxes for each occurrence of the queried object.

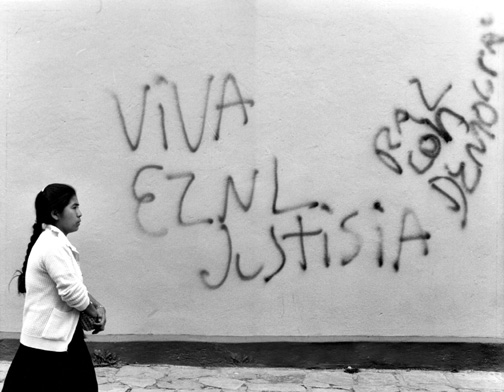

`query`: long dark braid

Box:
[15,184,76,294]
[17,222,44,294]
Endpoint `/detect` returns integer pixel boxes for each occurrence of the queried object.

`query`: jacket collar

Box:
[43,224,79,257]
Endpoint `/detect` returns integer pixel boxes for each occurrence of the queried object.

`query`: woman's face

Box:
[53,195,82,235]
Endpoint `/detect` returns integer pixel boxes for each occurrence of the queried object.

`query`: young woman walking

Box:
[2,184,106,392]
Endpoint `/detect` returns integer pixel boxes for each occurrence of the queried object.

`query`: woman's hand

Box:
[92,306,106,334]
[88,293,106,334]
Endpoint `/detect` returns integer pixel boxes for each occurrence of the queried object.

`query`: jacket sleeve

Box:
[43,242,90,312]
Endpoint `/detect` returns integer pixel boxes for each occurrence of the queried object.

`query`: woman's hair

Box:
[15,183,76,294]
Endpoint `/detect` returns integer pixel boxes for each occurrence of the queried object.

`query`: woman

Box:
[2,184,106,392]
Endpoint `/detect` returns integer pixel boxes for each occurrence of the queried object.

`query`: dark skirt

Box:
[1,327,97,392]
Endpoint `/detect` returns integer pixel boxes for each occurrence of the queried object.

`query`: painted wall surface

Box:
[1,0,503,341]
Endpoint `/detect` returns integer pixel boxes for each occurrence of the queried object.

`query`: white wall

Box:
[1,0,503,341]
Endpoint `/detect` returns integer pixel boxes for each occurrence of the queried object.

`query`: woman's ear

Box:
[50,210,60,221]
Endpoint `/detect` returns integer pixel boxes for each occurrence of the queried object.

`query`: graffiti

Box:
[132,164,167,237]
[339,211,361,267]
[115,70,436,289]
[272,157,322,214]
[114,17,501,290]
[200,224,232,290]
[166,172,214,226]
[113,73,254,153]
[393,209,431,272]
[373,20,503,229]
[129,156,431,288]
[281,215,324,271]
[219,169,258,223]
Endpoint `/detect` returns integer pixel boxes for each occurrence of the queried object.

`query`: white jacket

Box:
[20,225,90,352]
